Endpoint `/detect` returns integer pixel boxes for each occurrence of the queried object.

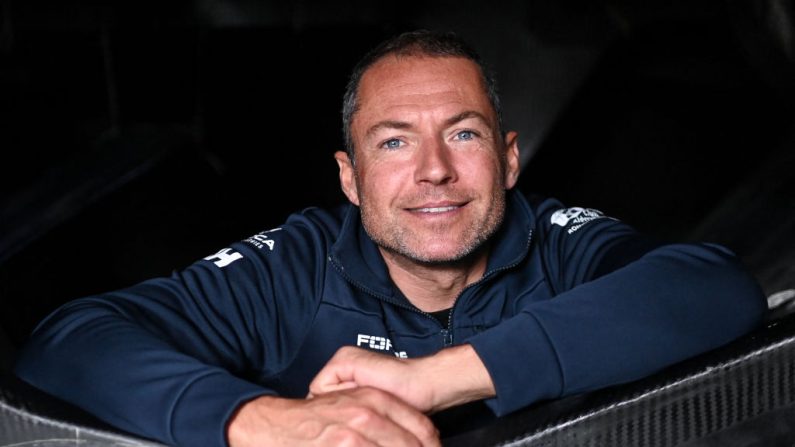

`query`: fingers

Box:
[311,344,496,415]
[227,388,440,447]
[309,346,435,413]
[309,346,368,395]
[309,346,410,399]
[307,380,357,399]
[342,387,440,447]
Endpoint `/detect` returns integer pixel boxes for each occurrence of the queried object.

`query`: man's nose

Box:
[413,137,458,185]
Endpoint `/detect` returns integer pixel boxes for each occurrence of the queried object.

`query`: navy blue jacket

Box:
[15,192,767,446]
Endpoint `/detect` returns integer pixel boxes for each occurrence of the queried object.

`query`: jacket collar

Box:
[328,190,536,300]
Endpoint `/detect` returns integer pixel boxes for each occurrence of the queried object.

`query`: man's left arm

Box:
[310,217,768,416]
[468,240,767,415]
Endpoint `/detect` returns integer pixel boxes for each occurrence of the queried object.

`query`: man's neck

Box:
[379,247,489,313]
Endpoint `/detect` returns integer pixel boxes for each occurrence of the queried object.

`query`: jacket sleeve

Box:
[14,210,336,447]
[468,200,768,416]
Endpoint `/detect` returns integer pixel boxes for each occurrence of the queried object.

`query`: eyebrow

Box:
[444,110,490,127]
[365,120,412,139]
[364,110,491,140]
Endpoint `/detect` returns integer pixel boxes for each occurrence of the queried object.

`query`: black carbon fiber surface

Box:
[444,314,795,446]
[0,372,164,446]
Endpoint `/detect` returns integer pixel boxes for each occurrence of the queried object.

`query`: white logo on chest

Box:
[356,334,407,358]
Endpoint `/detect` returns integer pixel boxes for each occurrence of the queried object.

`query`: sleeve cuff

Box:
[467,312,564,416]
[169,371,273,447]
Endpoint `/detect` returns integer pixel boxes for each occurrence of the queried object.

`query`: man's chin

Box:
[385,241,487,266]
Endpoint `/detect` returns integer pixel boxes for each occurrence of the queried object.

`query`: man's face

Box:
[336,55,520,264]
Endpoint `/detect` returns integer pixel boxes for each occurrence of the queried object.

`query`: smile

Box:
[414,206,460,213]
[405,201,468,214]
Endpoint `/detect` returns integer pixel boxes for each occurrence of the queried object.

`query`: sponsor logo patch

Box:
[550,207,612,234]
[244,228,282,251]
[356,334,408,358]
[204,248,243,268]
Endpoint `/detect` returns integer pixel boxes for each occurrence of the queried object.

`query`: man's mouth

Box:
[412,206,460,213]
[406,201,467,214]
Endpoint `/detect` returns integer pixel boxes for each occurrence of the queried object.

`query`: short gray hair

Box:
[341,30,503,161]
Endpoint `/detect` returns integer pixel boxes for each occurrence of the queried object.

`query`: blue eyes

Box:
[456,130,474,141]
[379,131,477,150]
[383,139,402,150]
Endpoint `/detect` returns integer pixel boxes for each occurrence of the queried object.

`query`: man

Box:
[15,30,766,447]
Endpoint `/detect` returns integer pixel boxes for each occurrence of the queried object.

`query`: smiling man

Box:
[15,30,767,447]
[337,54,518,311]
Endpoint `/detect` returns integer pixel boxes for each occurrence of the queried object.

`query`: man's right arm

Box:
[15,289,438,447]
[14,209,441,447]
[13,214,341,446]
[14,266,276,447]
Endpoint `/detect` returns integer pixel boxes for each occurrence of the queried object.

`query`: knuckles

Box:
[346,406,379,430]
[322,425,369,447]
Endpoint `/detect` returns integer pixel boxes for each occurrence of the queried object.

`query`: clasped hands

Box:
[228,344,494,447]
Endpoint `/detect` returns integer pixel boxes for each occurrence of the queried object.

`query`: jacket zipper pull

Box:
[441,329,453,346]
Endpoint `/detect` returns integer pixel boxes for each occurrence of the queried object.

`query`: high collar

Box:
[328,190,536,300]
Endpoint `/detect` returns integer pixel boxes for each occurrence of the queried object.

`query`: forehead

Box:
[353,55,495,129]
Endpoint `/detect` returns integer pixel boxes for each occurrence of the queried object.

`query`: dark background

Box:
[1,0,794,367]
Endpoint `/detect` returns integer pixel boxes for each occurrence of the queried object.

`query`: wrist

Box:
[227,395,283,447]
[418,344,496,413]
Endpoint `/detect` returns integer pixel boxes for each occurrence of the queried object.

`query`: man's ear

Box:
[334,151,360,206]
[503,131,521,190]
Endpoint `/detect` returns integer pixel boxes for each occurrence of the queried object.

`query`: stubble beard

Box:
[358,187,507,266]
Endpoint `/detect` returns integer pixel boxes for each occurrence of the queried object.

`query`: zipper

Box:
[329,228,534,347]
[442,229,534,346]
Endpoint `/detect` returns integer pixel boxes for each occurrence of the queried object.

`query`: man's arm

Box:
[14,290,272,447]
[16,293,440,447]
[307,241,767,417]
[14,212,348,446]
[469,241,767,415]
